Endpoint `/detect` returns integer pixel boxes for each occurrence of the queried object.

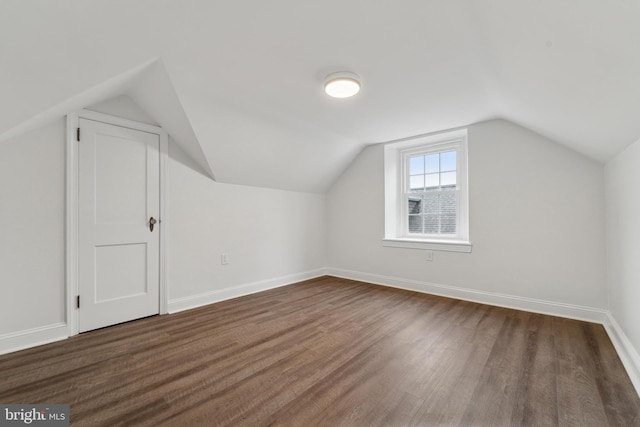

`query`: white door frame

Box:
[66,109,169,336]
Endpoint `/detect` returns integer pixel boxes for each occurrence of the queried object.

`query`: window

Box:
[383,129,471,252]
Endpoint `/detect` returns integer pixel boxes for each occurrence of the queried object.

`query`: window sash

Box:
[400,141,464,240]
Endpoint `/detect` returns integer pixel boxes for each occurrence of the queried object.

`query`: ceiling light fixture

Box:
[324,71,361,98]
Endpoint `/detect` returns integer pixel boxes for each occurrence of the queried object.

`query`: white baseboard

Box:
[0,322,68,356]
[168,268,328,313]
[603,313,640,397]
[327,268,608,324]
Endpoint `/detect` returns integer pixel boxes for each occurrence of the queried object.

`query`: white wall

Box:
[327,119,607,313]
[605,137,640,374]
[168,143,327,309]
[0,119,66,335]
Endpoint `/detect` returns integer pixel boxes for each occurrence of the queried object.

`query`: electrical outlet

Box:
[221,253,229,265]
[425,251,434,262]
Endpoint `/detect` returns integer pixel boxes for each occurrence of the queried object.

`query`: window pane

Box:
[409,156,424,175]
[424,215,439,234]
[424,173,439,190]
[409,175,424,191]
[425,154,439,173]
[440,151,456,172]
[408,197,422,214]
[440,193,457,234]
[440,215,456,234]
[440,193,457,216]
[408,215,422,234]
[441,171,456,188]
[424,193,438,215]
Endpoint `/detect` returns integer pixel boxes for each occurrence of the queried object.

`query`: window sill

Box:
[382,238,472,253]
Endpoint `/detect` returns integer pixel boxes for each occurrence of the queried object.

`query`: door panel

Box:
[95,243,148,302]
[78,118,160,333]
[94,134,148,225]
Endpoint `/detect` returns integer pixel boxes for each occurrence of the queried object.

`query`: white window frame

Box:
[383,129,471,253]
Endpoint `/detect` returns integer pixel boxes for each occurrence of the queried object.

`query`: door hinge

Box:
[76,127,80,142]
[76,295,80,309]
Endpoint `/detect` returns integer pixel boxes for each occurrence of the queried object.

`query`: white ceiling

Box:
[1,1,640,192]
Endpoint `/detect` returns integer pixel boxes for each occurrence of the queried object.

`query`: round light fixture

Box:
[324,72,361,98]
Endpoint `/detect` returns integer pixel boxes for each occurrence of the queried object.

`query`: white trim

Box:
[168,269,328,313]
[72,108,172,136]
[66,114,79,335]
[603,313,640,397]
[66,109,170,336]
[382,238,472,252]
[0,323,68,356]
[159,128,169,315]
[326,268,607,324]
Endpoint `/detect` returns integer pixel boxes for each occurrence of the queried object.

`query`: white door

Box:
[77,118,161,333]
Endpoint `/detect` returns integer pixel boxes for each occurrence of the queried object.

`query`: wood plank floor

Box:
[1,276,638,426]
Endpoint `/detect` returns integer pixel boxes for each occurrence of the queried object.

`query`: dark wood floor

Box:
[1,276,638,426]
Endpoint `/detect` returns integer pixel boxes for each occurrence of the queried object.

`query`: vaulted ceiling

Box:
[2,1,639,193]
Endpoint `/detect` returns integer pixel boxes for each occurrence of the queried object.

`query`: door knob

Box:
[149,216,157,232]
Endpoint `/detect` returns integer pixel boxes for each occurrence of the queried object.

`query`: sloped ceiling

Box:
[0,58,215,179]
[1,1,639,193]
